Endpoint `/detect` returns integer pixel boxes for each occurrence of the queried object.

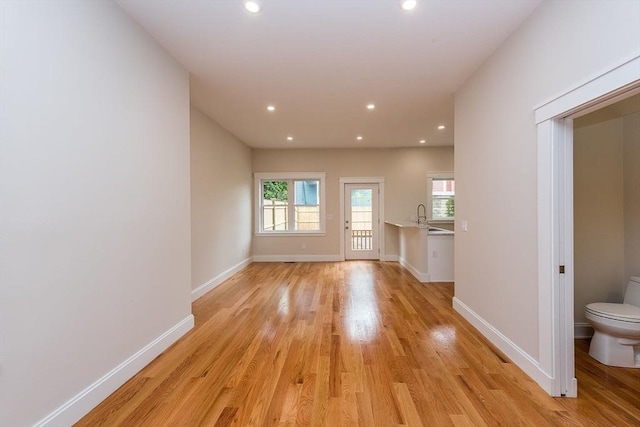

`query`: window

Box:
[294,180,320,231]
[255,172,326,234]
[427,173,454,220]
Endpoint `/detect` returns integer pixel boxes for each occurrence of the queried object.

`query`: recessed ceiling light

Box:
[438,125,446,130]
[267,105,275,112]
[419,139,426,144]
[244,1,260,13]
[286,136,293,141]
[357,136,363,140]
[401,0,417,11]
[366,103,375,110]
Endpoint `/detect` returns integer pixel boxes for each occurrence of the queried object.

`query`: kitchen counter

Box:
[385,220,428,228]
[385,220,454,282]
[385,220,454,235]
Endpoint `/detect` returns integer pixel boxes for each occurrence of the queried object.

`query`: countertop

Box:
[384,220,454,235]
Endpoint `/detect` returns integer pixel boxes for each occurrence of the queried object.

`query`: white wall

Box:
[0,2,192,426]
[252,147,454,259]
[399,228,429,279]
[454,0,640,365]
[190,106,253,298]
[573,112,640,327]
[623,112,640,282]
[573,117,625,324]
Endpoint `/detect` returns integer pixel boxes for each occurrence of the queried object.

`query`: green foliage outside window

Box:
[263,181,288,201]
[446,198,455,217]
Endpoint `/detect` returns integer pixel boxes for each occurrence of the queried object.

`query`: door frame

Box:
[534,53,640,397]
[344,183,380,260]
[339,177,385,261]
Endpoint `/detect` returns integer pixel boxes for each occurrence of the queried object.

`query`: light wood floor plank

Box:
[76,261,640,426]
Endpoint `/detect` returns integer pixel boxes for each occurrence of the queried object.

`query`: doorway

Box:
[572,95,640,343]
[534,53,640,397]
[344,183,379,260]
[339,177,385,261]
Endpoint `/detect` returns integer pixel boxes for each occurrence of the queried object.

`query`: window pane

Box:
[432,197,454,218]
[294,180,320,230]
[432,179,455,195]
[350,189,373,250]
[432,179,454,218]
[294,180,319,205]
[295,206,319,230]
[350,189,372,230]
[262,180,288,231]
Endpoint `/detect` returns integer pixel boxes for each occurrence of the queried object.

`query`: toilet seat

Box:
[586,303,640,323]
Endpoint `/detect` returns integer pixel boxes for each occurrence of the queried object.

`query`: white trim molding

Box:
[33,315,194,427]
[381,254,399,262]
[534,53,640,398]
[453,297,554,393]
[426,171,455,221]
[534,52,640,124]
[339,177,386,261]
[253,254,341,262]
[254,172,326,235]
[191,257,253,301]
[399,256,430,283]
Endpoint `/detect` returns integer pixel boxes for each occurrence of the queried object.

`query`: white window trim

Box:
[254,172,326,236]
[426,172,454,222]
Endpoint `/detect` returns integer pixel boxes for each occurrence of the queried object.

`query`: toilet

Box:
[585,277,640,368]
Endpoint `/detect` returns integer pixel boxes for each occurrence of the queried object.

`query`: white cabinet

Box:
[427,234,454,282]
[385,220,454,283]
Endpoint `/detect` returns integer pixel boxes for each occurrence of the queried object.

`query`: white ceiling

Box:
[117,0,542,149]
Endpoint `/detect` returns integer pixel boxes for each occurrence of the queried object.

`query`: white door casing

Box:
[344,183,379,260]
[534,53,640,397]
[339,177,385,261]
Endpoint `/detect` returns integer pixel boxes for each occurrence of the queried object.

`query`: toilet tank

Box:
[624,277,640,307]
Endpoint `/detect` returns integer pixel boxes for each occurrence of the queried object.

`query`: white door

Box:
[344,184,379,260]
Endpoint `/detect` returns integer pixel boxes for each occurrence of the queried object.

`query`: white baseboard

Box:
[574,322,594,339]
[253,254,341,262]
[430,276,455,282]
[252,254,399,263]
[34,315,195,427]
[453,297,554,395]
[399,256,430,283]
[191,257,253,301]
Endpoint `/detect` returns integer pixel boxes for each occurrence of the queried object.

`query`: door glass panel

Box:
[350,189,372,251]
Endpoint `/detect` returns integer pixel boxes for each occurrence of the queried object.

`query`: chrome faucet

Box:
[417,204,427,224]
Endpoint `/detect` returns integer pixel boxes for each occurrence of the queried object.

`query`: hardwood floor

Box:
[76,262,640,426]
